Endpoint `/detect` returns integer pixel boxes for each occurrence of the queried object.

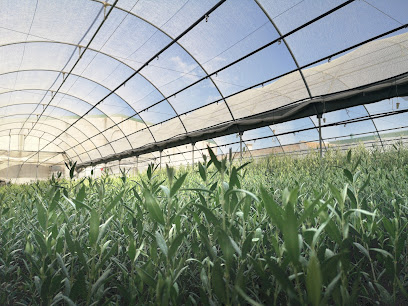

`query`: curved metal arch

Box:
[254,0,327,153]
[0,112,97,162]
[0,67,147,150]
[0,86,123,156]
[306,66,385,148]
[91,0,236,124]
[0,98,106,160]
[2,127,83,163]
[0,101,105,159]
[0,40,183,142]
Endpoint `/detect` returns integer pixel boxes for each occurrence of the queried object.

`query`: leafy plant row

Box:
[0,146,407,305]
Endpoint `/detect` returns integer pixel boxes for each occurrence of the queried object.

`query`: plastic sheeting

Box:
[0,0,407,179]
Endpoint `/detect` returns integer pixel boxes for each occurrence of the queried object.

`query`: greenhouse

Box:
[1,0,408,305]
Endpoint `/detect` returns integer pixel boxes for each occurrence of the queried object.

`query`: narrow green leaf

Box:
[155,231,168,257]
[283,202,299,263]
[103,190,124,216]
[144,190,165,225]
[260,186,284,230]
[212,261,226,303]
[170,173,188,197]
[235,285,264,306]
[343,169,353,183]
[91,268,112,296]
[306,252,322,306]
[89,209,99,246]
[353,242,370,259]
[168,232,186,259]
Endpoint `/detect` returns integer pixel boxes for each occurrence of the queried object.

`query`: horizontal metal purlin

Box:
[76,72,408,169]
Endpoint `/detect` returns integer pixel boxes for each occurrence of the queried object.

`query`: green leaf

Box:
[75,184,86,202]
[322,273,341,304]
[343,169,353,183]
[207,146,221,171]
[306,252,322,306]
[369,248,392,258]
[69,161,77,179]
[56,253,69,278]
[283,201,299,263]
[128,238,136,261]
[382,218,395,237]
[353,242,370,259]
[97,215,113,244]
[103,190,124,217]
[229,167,240,189]
[144,190,165,225]
[236,161,251,172]
[265,258,296,296]
[36,201,47,231]
[193,204,219,225]
[234,285,264,306]
[89,209,99,246]
[198,162,206,182]
[217,229,234,263]
[168,232,186,259]
[344,209,375,219]
[91,268,112,296]
[260,186,284,230]
[212,261,226,303]
[155,231,168,257]
[49,189,60,212]
[170,173,188,197]
[136,267,156,288]
[65,228,76,254]
[242,232,254,258]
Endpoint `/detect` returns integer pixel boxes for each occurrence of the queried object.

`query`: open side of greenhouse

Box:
[0,0,408,183]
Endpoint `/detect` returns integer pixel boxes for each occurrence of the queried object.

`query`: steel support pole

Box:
[192,143,195,168]
[7,131,11,182]
[36,136,40,180]
[159,151,162,170]
[318,114,323,158]
[239,132,243,161]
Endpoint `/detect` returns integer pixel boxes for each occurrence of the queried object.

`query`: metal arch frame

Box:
[12,0,404,169]
[0,44,185,142]
[21,0,119,142]
[41,0,359,163]
[1,128,66,155]
[0,38,232,149]
[0,89,115,158]
[0,113,96,162]
[0,69,146,152]
[0,43,159,144]
[0,114,89,161]
[22,1,227,168]
[306,66,386,149]
[2,127,78,162]
[36,0,241,158]
[91,0,236,123]
[254,0,327,154]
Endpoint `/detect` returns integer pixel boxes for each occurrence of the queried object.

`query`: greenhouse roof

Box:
[1,0,408,170]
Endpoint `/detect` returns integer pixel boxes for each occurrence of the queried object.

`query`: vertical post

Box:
[318,114,323,158]
[36,136,40,180]
[135,156,138,175]
[239,131,243,161]
[7,131,11,182]
[159,150,162,170]
[192,143,195,168]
